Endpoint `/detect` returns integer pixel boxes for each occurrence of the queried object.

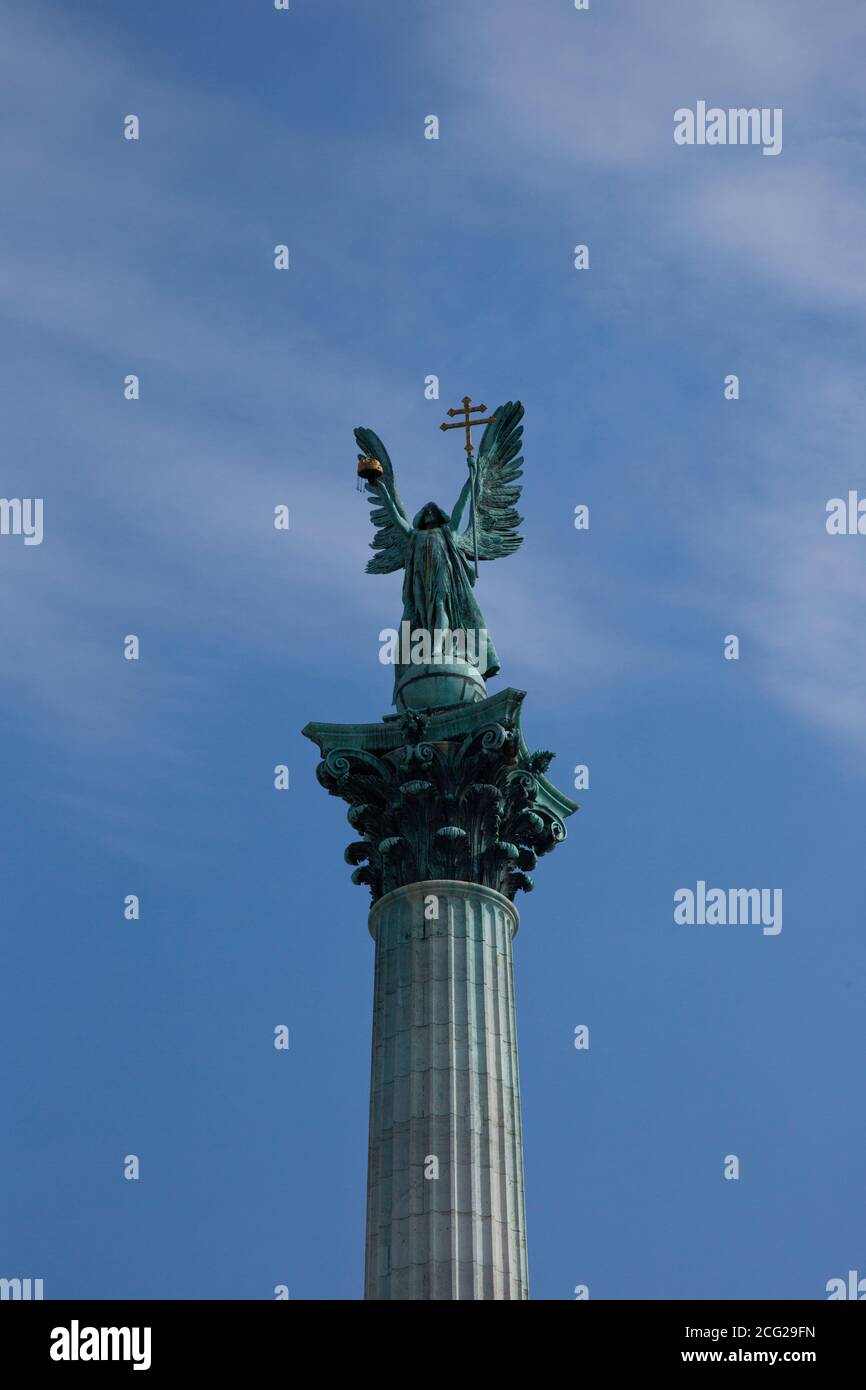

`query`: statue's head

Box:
[413,502,449,530]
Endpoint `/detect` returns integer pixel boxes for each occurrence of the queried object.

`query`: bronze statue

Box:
[355,400,525,709]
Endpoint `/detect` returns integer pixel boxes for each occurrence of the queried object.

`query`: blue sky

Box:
[1,0,864,1299]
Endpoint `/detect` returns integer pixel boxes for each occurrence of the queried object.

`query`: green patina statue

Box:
[356,401,525,711]
[303,397,578,904]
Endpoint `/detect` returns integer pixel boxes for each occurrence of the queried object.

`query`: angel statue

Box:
[355,400,525,711]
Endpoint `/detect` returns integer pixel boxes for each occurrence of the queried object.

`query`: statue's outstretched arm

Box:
[374,480,412,536]
[450,473,473,532]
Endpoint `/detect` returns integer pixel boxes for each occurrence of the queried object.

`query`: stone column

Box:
[303,688,577,1299]
[364,879,528,1301]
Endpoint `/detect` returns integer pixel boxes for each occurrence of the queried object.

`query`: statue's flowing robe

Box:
[398,513,500,693]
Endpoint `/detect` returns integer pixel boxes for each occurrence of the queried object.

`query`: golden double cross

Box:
[440,396,497,456]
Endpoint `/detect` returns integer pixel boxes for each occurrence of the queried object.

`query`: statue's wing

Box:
[458,400,525,561]
[354,426,412,574]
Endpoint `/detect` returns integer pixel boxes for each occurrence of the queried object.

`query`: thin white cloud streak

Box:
[429,0,866,310]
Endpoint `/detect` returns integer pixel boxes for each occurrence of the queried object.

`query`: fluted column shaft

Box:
[364,879,528,1300]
